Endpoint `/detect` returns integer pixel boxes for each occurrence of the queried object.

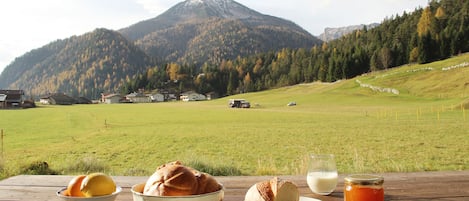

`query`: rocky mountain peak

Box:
[169,0,260,19]
[319,23,380,42]
[186,0,228,5]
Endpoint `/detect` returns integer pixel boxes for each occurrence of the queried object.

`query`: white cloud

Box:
[136,0,175,14]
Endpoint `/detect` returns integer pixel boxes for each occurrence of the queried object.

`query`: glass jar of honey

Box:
[344,174,384,201]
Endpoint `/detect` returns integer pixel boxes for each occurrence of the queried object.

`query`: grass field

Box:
[0,54,468,179]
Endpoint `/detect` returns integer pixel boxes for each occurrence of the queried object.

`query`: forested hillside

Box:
[0,29,155,98]
[123,0,468,96]
[119,0,320,65]
[131,17,317,65]
[0,0,320,98]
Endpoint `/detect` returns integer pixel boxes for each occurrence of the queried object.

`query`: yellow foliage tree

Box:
[435,6,446,19]
[417,7,433,37]
[166,63,180,81]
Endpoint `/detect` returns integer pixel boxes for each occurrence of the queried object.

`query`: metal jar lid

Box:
[344,174,384,186]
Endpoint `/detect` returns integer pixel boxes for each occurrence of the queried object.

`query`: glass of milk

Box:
[307,154,338,195]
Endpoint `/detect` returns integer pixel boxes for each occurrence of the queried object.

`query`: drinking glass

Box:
[306,154,338,195]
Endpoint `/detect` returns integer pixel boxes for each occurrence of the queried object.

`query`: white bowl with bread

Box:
[131,161,224,201]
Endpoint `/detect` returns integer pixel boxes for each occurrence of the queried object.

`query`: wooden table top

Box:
[0,171,468,201]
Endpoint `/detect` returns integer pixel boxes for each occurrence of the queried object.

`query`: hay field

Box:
[0,54,468,178]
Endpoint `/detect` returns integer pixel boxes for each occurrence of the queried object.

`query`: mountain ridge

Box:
[0,0,321,98]
[0,28,155,98]
[118,0,320,64]
[318,23,380,42]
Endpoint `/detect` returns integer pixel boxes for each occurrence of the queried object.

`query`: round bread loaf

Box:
[143,161,198,196]
[244,177,299,201]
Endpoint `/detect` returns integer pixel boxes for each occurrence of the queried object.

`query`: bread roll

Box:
[245,177,299,201]
[143,161,222,196]
[143,161,198,196]
[194,171,222,194]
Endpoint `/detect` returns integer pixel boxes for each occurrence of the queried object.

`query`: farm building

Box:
[126,92,151,103]
[40,93,76,105]
[75,97,92,104]
[180,91,206,101]
[0,90,24,109]
[206,92,220,100]
[101,94,123,104]
[149,93,165,102]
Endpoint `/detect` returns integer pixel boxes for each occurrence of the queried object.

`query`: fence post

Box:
[464,108,466,121]
[1,129,3,159]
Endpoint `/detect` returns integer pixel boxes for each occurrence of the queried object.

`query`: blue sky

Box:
[0,0,428,74]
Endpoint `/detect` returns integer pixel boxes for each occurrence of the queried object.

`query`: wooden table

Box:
[0,171,468,200]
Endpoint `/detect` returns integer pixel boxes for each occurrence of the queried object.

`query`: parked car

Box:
[229,99,251,108]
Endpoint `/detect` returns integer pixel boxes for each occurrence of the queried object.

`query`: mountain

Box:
[0,0,321,98]
[0,28,155,98]
[119,0,321,64]
[123,0,469,97]
[318,23,379,42]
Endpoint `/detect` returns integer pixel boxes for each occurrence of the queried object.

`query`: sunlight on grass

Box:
[0,55,468,179]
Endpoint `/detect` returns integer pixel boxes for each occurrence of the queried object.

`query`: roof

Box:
[75,97,92,104]
[0,90,24,95]
[0,94,6,102]
[126,92,148,98]
[180,91,200,96]
[0,90,24,102]
[103,94,121,98]
[43,93,76,105]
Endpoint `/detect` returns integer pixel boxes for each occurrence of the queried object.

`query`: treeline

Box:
[124,0,468,96]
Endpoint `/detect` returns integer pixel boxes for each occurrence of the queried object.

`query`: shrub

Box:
[123,168,150,176]
[64,157,108,174]
[20,161,59,175]
[186,160,243,176]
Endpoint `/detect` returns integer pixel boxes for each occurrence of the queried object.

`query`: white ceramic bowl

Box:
[131,183,224,201]
[56,186,122,201]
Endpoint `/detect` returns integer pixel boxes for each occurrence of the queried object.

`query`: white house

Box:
[126,92,151,103]
[102,94,122,104]
[180,91,206,102]
[149,93,165,102]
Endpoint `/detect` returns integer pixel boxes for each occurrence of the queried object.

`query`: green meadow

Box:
[0,54,468,179]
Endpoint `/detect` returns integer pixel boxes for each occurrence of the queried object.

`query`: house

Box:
[40,93,76,105]
[0,90,24,109]
[102,94,122,104]
[0,94,6,108]
[206,92,220,100]
[166,93,177,101]
[158,89,177,101]
[126,92,151,103]
[149,93,165,102]
[180,91,206,102]
[39,97,49,105]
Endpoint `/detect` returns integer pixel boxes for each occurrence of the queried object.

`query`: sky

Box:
[0,0,429,74]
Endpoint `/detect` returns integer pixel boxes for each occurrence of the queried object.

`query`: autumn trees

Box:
[123,0,468,98]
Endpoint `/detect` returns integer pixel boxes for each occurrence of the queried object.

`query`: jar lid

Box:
[344,174,384,185]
